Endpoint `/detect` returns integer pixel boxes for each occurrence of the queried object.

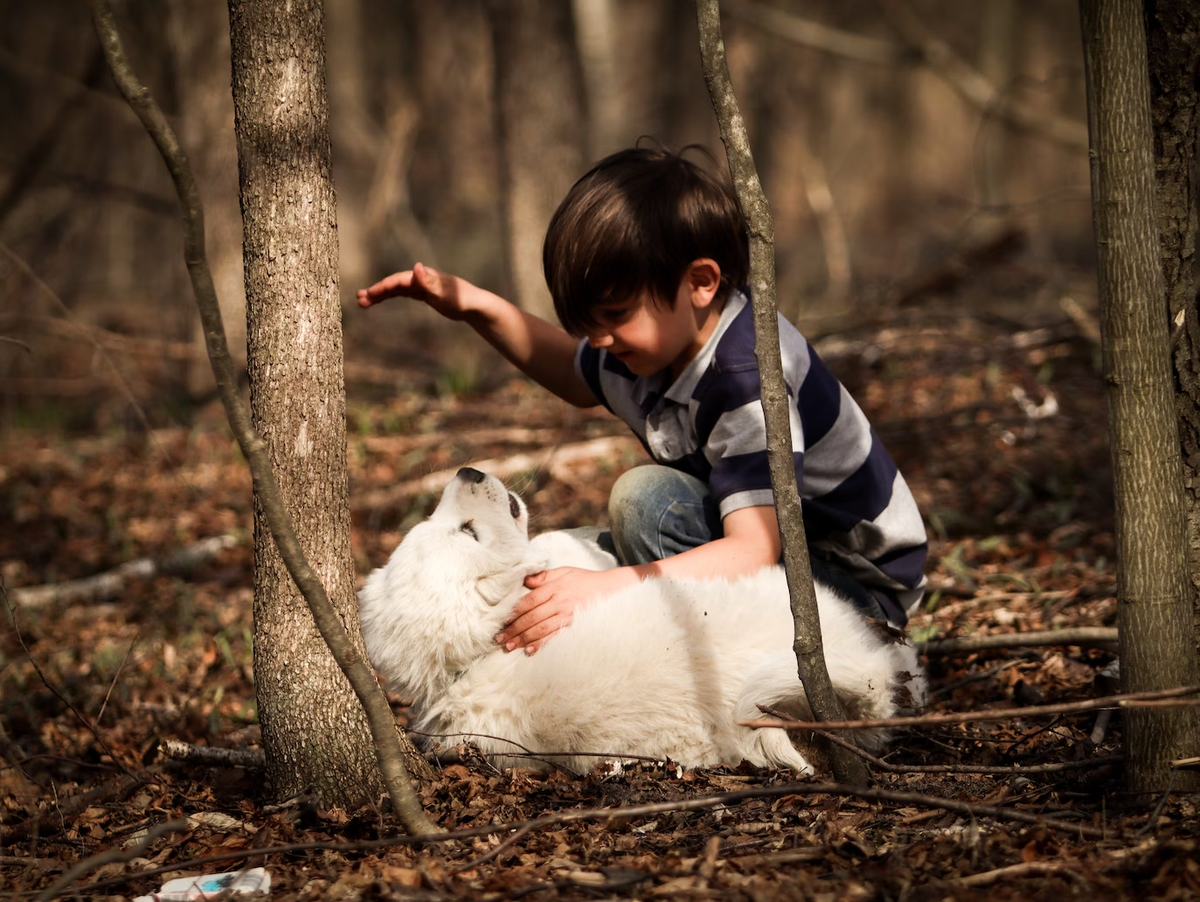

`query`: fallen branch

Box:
[34,819,191,902]
[921,626,1119,655]
[9,535,237,609]
[741,685,1200,732]
[353,436,642,513]
[952,860,1088,888]
[157,739,266,770]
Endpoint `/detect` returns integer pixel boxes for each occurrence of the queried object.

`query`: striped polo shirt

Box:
[574,289,928,624]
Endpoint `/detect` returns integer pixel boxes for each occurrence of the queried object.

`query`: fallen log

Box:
[8,535,238,609]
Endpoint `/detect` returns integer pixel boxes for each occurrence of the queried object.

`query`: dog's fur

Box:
[359,467,925,775]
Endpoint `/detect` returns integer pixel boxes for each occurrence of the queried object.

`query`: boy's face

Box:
[584,262,722,382]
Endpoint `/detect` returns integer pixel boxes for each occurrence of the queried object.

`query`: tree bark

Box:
[227,0,430,807]
[1079,0,1200,795]
[1148,0,1200,644]
[487,0,587,320]
[695,0,868,786]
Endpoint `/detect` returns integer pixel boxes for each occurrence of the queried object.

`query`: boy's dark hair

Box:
[543,146,749,337]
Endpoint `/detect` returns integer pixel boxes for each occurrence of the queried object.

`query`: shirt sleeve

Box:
[574,340,606,409]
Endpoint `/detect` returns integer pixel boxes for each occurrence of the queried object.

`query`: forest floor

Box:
[4,289,1200,901]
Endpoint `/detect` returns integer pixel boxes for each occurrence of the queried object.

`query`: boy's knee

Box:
[608,466,717,565]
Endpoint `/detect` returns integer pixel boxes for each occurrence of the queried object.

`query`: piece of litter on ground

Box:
[132,867,271,901]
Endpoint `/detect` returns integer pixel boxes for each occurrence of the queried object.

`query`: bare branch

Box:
[874,0,1088,152]
[726,0,910,66]
[730,0,1089,153]
[741,685,1200,732]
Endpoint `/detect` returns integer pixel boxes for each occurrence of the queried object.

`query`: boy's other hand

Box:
[497,566,639,655]
[356,262,471,320]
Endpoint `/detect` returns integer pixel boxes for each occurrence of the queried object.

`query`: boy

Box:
[358,147,927,654]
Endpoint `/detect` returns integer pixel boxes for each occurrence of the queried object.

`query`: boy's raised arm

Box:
[357,263,597,409]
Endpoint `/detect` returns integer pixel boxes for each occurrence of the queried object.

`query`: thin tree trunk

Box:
[89,0,437,835]
[1079,0,1200,796]
[1149,0,1200,645]
[487,0,587,320]
[227,0,432,807]
[694,0,868,786]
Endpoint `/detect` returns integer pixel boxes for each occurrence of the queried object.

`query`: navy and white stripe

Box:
[575,289,928,623]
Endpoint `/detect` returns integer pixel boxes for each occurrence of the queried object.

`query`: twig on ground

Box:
[741,685,1200,732]
[9,536,238,609]
[157,739,266,770]
[800,717,1121,777]
[921,627,1119,655]
[0,334,33,353]
[952,860,1088,888]
[34,819,191,902]
[452,823,536,875]
[96,630,139,726]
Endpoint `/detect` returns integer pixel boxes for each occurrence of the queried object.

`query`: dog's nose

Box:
[457,467,487,484]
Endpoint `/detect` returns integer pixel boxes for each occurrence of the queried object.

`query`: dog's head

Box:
[358,468,545,700]
[422,467,540,603]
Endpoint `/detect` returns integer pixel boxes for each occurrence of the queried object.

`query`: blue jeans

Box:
[602,464,888,622]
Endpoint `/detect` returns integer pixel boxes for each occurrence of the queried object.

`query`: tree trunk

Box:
[487,0,587,320]
[227,0,423,806]
[1149,0,1200,645]
[1079,0,1200,796]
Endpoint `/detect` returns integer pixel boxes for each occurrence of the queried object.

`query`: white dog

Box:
[358,467,925,775]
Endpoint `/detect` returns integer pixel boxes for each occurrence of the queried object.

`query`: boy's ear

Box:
[686,258,722,309]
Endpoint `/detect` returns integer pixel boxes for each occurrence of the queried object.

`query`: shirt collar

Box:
[662,289,748,404]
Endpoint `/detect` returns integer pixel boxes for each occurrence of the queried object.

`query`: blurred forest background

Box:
[0,0,1096,433]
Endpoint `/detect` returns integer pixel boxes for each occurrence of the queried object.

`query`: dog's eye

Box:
[508,494,520,519]
[460,521,478,540]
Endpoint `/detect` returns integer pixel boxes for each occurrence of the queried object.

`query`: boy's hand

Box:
[497,566,639,655]
[356,262,473,320]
